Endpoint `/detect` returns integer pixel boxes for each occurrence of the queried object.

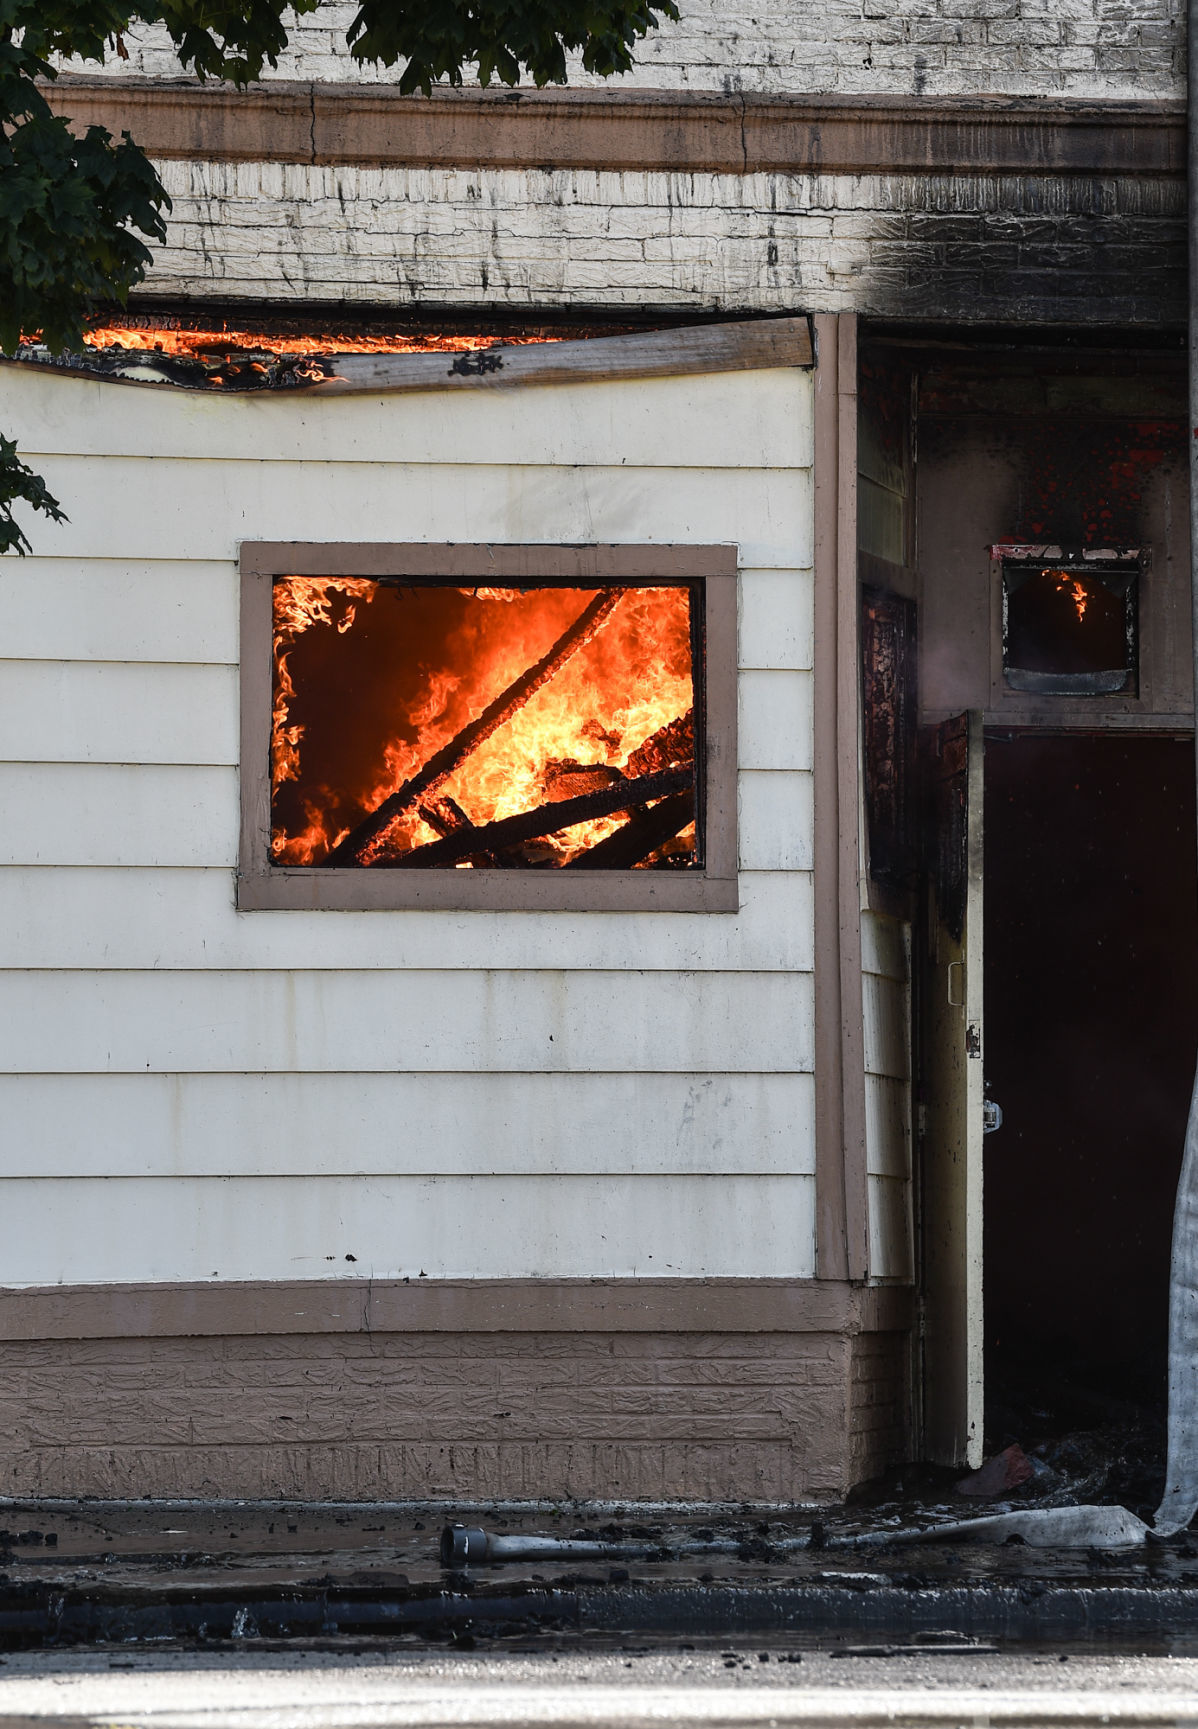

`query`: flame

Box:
[272,582,695,869]
[82,324,557,359]
[270,578,376,860]
[1051,569,1090,622]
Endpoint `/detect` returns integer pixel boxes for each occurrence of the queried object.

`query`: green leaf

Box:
[0,433,67,558]
[5,0,319,86]
[344,0,678,92]
[0,109,168,354]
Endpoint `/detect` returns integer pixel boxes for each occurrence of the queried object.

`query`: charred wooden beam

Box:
[625,707,694,777]
[326,588,627,865]
[419,792,524,868]
[562,788,695,870]
[376,766,690,869]
[418,794,472,838]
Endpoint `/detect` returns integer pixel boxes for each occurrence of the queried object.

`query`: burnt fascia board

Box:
[313,318,814,396]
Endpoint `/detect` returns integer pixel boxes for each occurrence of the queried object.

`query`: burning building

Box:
[0,0,1190,1505]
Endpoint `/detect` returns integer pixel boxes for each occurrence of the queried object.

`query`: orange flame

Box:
[1051,569,1090,622]
[270,578,376,860]
[83,324,557,358]
[272,581,695,868]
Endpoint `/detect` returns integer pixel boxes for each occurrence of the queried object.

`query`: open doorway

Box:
[984,733,1197,1423]
[859,330,1194,1470]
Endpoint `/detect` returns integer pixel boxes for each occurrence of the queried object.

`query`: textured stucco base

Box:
[0,1325,911,1503]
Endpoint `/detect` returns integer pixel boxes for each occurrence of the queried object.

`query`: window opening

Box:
[271,578,703,872]
[1000,548,1140,697]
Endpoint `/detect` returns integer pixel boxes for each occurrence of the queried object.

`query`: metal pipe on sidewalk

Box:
[440,1525,750,1566]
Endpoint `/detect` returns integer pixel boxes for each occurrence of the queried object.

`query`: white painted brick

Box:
[52,0,1183,100]
[139,155,1182,325]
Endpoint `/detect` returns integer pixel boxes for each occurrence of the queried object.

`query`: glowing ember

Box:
[271,581,698,870]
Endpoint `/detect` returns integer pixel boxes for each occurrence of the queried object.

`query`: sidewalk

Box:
[2,1498,1197,1648]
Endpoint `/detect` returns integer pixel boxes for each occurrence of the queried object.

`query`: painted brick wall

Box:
[141,160,1186,325]
[849,1331,913,1483]
[51,0,1185,326]
[63,0,1185,99]
[0,1331,881,1502]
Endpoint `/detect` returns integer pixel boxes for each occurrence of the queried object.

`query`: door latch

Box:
[983,1098,1004,1133]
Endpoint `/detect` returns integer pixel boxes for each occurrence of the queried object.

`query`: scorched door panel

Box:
[919,710,984,1467]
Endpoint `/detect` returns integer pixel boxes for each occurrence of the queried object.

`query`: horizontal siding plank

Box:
[0,866,813,973]
[0,561,810,669]
[739,670,811,772]
[864,1073,912,1179]
[0,969,814,1073]
[0,561,238,664]
[863,972,910,1080]
[0,1173,817,1283]
[867,1174,913,1283]
[0,662,237,765]
[738,771,812,871]
[738,570,813,672]
[0,766,233,865]
[0,1071,816,1178]
[4,365,813,471]
[0,762,810,875]
[19,457,812,570]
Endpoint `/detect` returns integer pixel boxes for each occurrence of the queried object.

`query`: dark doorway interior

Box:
[984,734,1198,1421]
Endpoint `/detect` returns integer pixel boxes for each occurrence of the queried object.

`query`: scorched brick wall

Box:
[141,162,1185,325]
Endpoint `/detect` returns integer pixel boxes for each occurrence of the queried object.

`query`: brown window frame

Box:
[238,542,739,912]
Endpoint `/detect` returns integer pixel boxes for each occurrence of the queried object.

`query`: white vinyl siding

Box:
[0,359,817,1284]
[862,909,915,1281]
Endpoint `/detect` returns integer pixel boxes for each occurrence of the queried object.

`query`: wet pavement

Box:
[4,1498,1198,1649]
[5,1496,1198,1594]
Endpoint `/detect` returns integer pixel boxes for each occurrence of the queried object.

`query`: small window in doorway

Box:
[1000,548,1140,697]
[238,543,738,912]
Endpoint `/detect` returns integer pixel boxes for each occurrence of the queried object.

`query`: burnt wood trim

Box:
[0,1278,915,1340]
[315,319,813,395]
[6,319,812,396]
[42,79,1185,178]
[241,544,740,579]
[238,542,739,912]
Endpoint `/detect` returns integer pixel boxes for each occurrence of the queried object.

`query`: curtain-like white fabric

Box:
[1154,1067,1198,1534]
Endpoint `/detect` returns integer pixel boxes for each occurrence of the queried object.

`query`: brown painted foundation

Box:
[0,1281,912,1503]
